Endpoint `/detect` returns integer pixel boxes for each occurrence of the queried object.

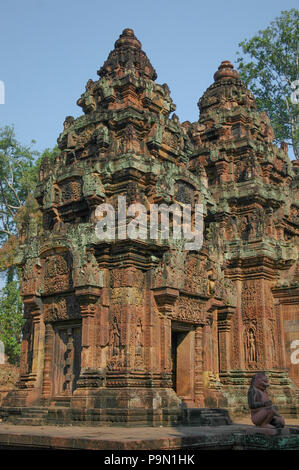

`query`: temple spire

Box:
[213,60,239,81]
[97,28,157,80]
[114,28,142,50]
[198,59,256,115]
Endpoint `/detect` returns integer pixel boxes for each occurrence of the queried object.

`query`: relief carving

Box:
[173,296,203,324]
[43,252,72,294]
[241,281,258,321]
[244,327,257,365]
[134,318,145,370]
[43,295,80,322]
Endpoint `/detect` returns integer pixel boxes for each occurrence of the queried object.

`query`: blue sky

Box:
[0,0,297,153]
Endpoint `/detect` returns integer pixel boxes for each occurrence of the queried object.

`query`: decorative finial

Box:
[214,61,239,81]
[98,28,157,80]
[114,28,142,50]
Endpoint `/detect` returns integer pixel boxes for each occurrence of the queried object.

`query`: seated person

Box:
[248,372,285,429]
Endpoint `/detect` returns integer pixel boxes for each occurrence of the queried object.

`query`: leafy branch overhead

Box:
[236,8,299,159]
[0,281,24,365]
[0,126,59,273]
[0,126,39,242]
[0,126,58,364]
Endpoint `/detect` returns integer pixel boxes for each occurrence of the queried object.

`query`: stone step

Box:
[8,416,46,426]
[53,402,70,408]
[52,397,71,408]
[21,408,48,417]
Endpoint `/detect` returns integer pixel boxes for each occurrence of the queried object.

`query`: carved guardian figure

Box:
[248,372,285,429]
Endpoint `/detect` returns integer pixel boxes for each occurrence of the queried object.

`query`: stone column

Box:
[80,303,97,368]
[18,314,32,379]
[153,287,179,387]
[194,324,205,406]
[217,306,235,372]
[18,297,44,392]
[31,309,44,375]
[160,316,172,387]
[75,286,103,388]
[42,323,54,399]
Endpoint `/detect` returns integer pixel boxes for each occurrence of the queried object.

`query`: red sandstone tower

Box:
[1,30,298,425]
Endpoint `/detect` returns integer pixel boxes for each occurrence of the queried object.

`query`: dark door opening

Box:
[171,323,195,407]
[53,323,81,396]
[171,330,187,392]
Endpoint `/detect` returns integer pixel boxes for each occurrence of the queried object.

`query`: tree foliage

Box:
[0,126,59,277]
[236,9,299,158]
[0,126,39,242]
[0,125,59,364]
[0,280,24,365]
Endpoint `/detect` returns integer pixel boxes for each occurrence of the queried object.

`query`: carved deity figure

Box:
[84,249,99,285]
[135,319,143,357]
[121,124,141,154]
[248,372,285,429]
[246,328,257,363]
[110,317,121,357]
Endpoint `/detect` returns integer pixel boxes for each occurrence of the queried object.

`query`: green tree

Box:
[0,280,24,365]
[0,125,41,284]
[236,9,299,159]
[0,126,39,242]
[0,126,59,279]
[0,126,59,364]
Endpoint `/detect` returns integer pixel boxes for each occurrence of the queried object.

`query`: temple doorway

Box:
[52,322,81,397]
[171,322,195,407]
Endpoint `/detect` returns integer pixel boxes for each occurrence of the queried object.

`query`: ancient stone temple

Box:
[1,29,298,425]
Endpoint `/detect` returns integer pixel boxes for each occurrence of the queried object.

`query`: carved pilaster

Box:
[80,303,97,368]
[160,316,172,387]
[194,325,204,406]
[18,296,43,391]
[75,286,104,388]
[217,306,235,372]
[154,287,178,387]
[42,323,54,399]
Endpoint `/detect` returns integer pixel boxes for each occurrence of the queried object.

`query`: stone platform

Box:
[0,421,298,450]
[0,406,232,427]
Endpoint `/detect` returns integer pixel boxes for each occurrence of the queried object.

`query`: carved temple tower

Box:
[1,30,298,424]
[188,60,299,409]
